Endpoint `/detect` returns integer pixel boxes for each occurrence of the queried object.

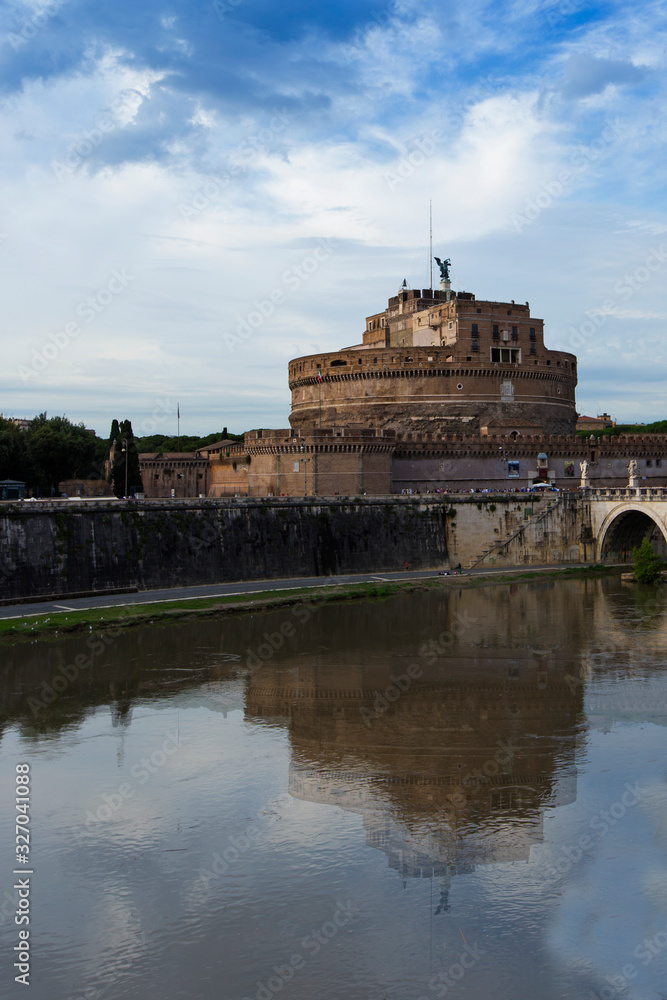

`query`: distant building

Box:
[576,413,615,433]
[0,416,31,432]
[0,479,26,500]
[58,479,114,498]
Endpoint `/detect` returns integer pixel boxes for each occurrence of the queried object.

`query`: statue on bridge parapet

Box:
[579,459,590,489]
[628,459,639,488]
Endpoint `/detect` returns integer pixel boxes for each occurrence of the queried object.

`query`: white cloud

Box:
[1,0,666,430]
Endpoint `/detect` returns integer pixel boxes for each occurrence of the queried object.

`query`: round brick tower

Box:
[288,286,577,437]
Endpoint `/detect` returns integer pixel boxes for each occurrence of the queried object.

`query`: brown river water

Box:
[1,576,666,1000]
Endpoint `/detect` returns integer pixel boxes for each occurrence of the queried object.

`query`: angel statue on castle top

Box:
[434,257,451,281]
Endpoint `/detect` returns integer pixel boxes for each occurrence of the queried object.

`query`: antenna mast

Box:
[429,198,433,290]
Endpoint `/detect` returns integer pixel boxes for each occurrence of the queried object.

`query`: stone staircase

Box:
[467,497,563,569]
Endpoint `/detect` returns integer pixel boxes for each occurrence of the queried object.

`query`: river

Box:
[1,576,666,1000]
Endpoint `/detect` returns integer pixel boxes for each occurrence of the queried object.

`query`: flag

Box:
[317,368,323,383]
[177,403,180,419]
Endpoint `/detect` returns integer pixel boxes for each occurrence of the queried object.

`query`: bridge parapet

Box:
[584,487,667,500]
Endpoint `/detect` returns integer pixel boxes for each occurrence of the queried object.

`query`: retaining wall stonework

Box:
[0,498,450,601]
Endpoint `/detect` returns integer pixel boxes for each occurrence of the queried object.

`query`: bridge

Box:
[465,487,667,569]
[585,487,667,561]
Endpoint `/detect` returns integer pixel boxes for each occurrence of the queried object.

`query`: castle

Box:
[139,275,666,496]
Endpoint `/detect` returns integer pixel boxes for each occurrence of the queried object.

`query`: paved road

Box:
[0,563,594,621]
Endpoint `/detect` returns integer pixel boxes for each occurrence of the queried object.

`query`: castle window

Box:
[546,359,551,366]
[477,308,481,313]
[471,323,479,336]
[492,324,499,339]
[529,345,537,355]
[529,327,536,340]
[511,326,518,341]
[507,309,512,315]
[657,459,662,467]
[471,342,479,351]
[491,348,521,363]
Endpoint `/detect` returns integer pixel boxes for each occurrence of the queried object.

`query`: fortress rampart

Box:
[289,346,577,436]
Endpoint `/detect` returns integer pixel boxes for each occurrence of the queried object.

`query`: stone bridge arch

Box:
[596,503,667,561]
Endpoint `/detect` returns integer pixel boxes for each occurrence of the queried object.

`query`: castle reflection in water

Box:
[241,582,589,897]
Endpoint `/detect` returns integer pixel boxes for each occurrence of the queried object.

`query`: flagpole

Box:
[177,403,180,453]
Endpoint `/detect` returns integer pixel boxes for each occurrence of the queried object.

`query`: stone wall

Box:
[0,497,450,601]
[288,347,577,436]
[209,430,394,497]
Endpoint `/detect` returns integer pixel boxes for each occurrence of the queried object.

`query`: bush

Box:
[632,538,665,584]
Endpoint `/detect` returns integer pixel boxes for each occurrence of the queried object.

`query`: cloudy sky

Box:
[1,0,666,437]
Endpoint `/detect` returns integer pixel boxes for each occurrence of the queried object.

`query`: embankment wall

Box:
[0,495,592,602]
[0,498,451,601]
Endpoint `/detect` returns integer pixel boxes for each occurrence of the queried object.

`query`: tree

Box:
[632,537,665,585]
[0,418,28,483]
[111,419,143,497]
[25,414,99,495]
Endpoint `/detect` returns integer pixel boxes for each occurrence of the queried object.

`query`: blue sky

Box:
[1,0,666,436]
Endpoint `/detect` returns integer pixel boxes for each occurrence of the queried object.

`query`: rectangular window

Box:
[491,348,521,363]
[471,323,479,335]
[529,327,536,340]
[647,460,653,467]
[512,326,517,335]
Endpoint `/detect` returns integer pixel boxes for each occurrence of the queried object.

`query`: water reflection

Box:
[0,577,666,1000]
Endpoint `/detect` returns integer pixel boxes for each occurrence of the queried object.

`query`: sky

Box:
[1,0,666,437]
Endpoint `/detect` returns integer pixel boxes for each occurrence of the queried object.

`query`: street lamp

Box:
[121,437,129,498]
